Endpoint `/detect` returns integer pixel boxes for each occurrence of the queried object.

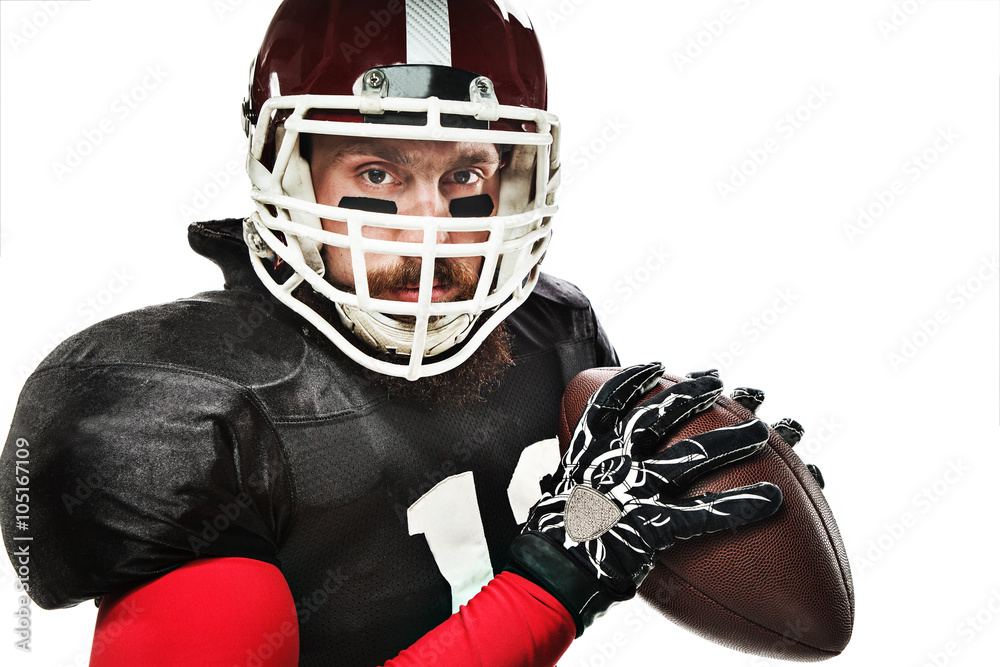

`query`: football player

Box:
[0,1,783,665]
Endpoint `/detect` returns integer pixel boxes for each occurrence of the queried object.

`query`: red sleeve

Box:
[384,571,575,667]
[89,557,299,667]
[89,559,574,666]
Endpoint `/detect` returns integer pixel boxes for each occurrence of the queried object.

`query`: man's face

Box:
[310,136,502,304]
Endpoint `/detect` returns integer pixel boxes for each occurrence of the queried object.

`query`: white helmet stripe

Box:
[405,0,452,66]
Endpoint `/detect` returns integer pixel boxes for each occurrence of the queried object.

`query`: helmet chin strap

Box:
[335,303,475,358]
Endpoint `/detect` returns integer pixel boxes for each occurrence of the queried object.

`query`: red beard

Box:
[295,256,513,405]
[365,256,479,305]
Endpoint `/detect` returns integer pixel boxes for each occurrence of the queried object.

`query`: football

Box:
[558,368,854,661]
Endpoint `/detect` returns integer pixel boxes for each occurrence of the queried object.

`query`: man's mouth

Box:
[386,281,454,303]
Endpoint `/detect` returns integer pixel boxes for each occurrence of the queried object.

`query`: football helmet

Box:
[242,0,560,380]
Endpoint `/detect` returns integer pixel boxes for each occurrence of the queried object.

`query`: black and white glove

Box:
[730,389,826,488]
[506,363,783,634]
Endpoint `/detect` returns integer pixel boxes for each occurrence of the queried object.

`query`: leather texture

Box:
[558,368,854,661]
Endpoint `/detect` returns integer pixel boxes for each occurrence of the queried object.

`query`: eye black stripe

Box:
[339,197,398,214]
[449,194,494,218]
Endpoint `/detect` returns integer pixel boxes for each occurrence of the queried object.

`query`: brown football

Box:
[558,368,854,661]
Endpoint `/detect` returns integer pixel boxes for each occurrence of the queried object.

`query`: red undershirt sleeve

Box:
[89,558,299,667]
[88,558,574,667]
[384,571,575,666]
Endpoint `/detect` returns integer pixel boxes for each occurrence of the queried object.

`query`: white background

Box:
[0,1,997,666]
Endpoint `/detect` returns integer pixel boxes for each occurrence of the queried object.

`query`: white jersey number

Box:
[406,438,560,611]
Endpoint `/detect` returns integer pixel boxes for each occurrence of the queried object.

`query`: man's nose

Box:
[395,182,450,243]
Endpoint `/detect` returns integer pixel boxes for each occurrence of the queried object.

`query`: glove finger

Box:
[576,362,664,438]
[641,482,783,549]
[807,463,825,489]
[731,387,765,413]
[772,418,804,447]
[563,363,665,475]
[626,374,724,456]
[644,418,770,492]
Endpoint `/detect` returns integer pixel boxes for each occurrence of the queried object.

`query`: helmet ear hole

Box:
[497,145,537,216]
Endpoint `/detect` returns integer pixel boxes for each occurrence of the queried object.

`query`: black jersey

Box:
[0,219,617,666]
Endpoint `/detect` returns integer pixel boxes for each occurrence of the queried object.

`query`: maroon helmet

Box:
[243,0,547,137]
[241,0,561,380]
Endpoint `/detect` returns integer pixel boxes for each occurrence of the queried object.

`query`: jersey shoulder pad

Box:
[0,359,293,609]
[34,289,382,419]
[528,272,594,311]
[512,273,619,368]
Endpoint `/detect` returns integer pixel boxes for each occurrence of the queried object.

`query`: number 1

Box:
[406,438,559,610]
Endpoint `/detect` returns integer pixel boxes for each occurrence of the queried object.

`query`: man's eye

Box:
[364,169,392,185]
[452,170,481,185]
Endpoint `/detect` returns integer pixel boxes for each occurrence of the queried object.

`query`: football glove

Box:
[506,363,783,635]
